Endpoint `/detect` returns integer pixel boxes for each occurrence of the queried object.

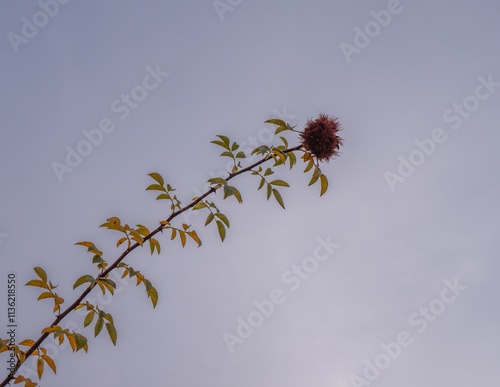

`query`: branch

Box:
[0,144,303,387]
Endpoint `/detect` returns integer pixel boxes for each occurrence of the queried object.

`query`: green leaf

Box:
[149,238,161,255]
[216,135,230,146]
[273,189,286,209]
[208,177,227,185]
[210,140,230,150]
[105,323,117,345]
[216,220,226,242]
[94,317,104,337]
[280,136,289,147]
[275,126,288,134]
[231,142,239,151]
[258,177,265,190]
[84,311,94,327]
[205,213,215,226]
[235,151,246,159]
[304,159,314,173]
[270,179,290,187]
[156,193,171,200]
[146,184,166,192]
[265,119,287,127]
[233,188,243,204]
[308,174,319,186]
[92,255,105,263]
[192,203,206,210]
[264,168,273,176]
[148,173,164,187]
[223,184,236,199]
[320,174,328,196]
[73,333,87,352]
[34,267,47,283]
[215,213,230,228]
[288,151,297,169]
[267,183,272,200]
[220,151,234,158]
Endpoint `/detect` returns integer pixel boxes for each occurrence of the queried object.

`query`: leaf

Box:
[19,339,35,347]
[147,287,159,308]
[234,189,243,204]
[100,279,116,294]
[41,354,56,374]
[210,140,230,150]
[149,238,161,255]
[231,142,239,151]
[73,275,95,290]
[73,333,87,352]
[148,172,164,187]
[235,151,246,159]
[92,255,105,263]
[34,267,47,283]
[223,184,236,199]
[37,357,44,379]
[272,149,287,163]
[25,280,49,289]
[304,159,314,173]
[105,323,117,345]
[275,126,288,134]
[94,317,104,337]
[215,213,230,228]
[267,183,272,200]
[156,193,171,200]
[37,292,53,301]
[217,135,230,146]
[258,177,265,190]
[308,174,319,186]
[320,174,328,196]
[264,168,273,176]
[273,189,286,209]
[216,220,226,242]
[41,325,61,334]
[207,177,227,185]
[205,213,215,226]
[84,311,94,327]
[270,179,290,187]
[170,228,177,240]
[220,151,234,158]
[288,151,297,169]
[192,203,206,210]
[179,231,186,247]
[146,184,166,192]
[75,241,95,248]
[265,118,287,127]
[187,231,202,247]
[114,237,127,249]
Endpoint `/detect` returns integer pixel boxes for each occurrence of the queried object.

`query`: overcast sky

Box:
[1,1,499,386]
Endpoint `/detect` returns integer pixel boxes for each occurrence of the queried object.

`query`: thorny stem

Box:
[0,144,303,387]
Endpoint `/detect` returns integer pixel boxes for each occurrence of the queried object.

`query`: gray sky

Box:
[1,0,499,386]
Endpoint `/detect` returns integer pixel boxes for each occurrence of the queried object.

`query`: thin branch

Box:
[0,144,303,387]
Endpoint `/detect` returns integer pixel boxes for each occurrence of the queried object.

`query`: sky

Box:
[0,0,499,386]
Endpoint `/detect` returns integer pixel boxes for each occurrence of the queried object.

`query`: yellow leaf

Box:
[66,333,76,352]
[19,339,35,347]
[25,280,49,289]
[320,174,328,197]
[37,292,53,301]
[75,241,95,248]
[37,357,44,379]
[116,237,128,247]
[41,354,56,374]
[179,231,186,247]
[33,267,47,283]
[41,325,61,334]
